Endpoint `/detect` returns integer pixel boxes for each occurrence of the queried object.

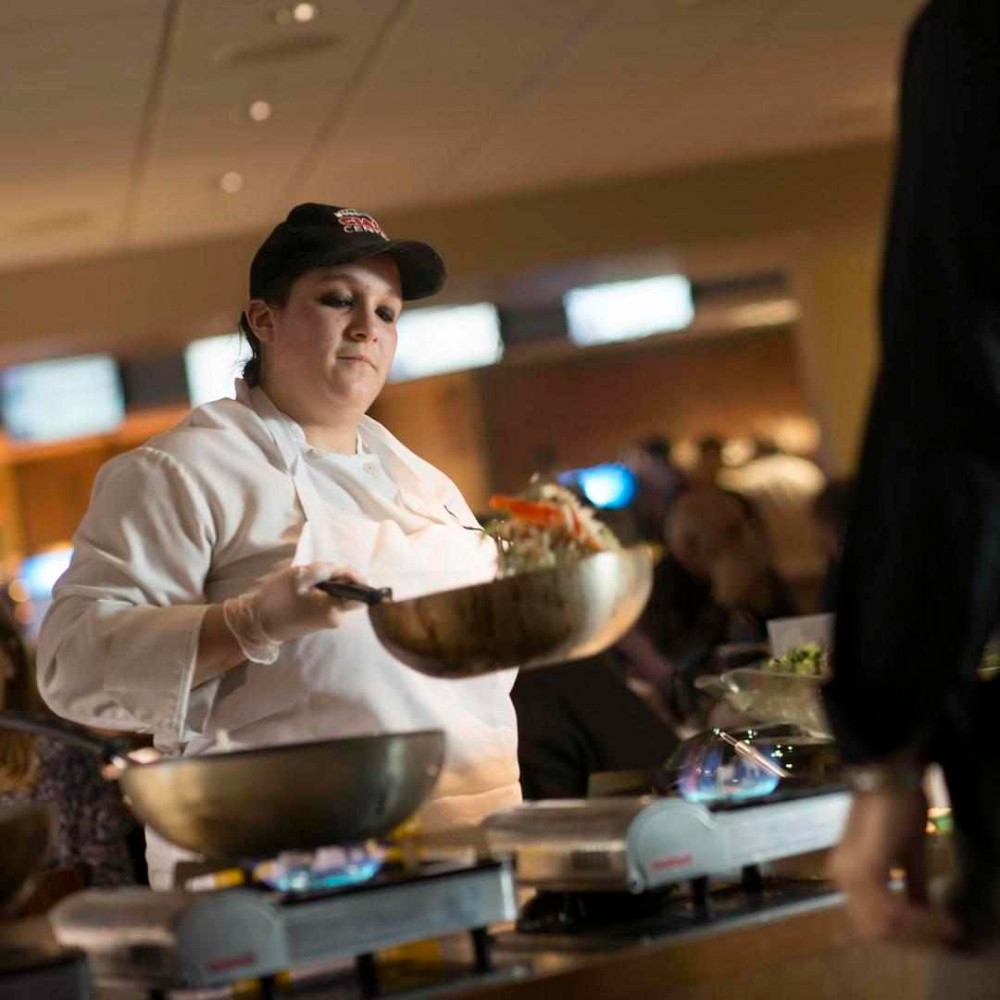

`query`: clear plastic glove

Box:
[222,562,366,664]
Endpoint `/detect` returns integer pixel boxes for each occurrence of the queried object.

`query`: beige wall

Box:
[792,222,883,470]
[0,140,893,484]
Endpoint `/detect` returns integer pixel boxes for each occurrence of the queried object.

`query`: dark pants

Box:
[512,652,679,800]
[938,677,1000,947]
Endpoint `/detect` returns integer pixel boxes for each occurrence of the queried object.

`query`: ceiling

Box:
[0,0,921,273]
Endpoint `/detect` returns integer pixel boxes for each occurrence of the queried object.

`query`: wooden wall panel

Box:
[13,445,111,553]
[3,405,188,559]
[480,327,810,492]
[370,370,493,511]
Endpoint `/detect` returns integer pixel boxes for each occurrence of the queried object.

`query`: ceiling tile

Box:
[434,0,922,202]
[0,8,167,262]
[125,0,401,245]
[297,0,608,210]
[0,0,926,270]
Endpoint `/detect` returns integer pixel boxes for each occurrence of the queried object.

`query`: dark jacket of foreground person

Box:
[824,0,1000,939]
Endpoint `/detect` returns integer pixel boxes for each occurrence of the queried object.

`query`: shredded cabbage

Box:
[485,481,621,576]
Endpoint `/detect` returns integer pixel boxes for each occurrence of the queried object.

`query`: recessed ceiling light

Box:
[292,2,318,22]
[274,2,318,24]
[219,171,244,194]
[248,100,272,122]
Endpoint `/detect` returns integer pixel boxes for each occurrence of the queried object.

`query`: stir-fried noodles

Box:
[486,482,620,576]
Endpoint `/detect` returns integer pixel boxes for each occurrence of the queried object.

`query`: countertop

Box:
[4,847,958,1000]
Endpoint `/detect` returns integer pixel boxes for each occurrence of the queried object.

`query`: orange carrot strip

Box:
[488,495,564,527]
[488,495,605,551]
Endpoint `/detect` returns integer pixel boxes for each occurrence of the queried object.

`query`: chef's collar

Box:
[281,413,364,458]
[240,381,364,456]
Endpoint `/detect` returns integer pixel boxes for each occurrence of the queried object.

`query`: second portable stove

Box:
[483,789,852,894]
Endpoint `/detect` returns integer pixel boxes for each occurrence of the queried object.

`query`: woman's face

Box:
[253,254,403,416]
[668,489,755,579]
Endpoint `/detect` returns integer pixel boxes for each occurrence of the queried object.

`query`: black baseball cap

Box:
[249,203,446,302]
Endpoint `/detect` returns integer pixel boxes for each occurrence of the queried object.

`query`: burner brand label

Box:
[649,852,695,872]
[206,951,257,974]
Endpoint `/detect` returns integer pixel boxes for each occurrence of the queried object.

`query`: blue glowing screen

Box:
[558,463,637,509]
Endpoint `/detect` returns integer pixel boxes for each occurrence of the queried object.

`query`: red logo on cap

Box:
[334,208,388,240]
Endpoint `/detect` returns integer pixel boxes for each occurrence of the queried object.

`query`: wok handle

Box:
[315,579,393,606]
[0,710,131,766]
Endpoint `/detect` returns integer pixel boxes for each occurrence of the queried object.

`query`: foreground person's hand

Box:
[828,784,961,947]
[223,562,366,663]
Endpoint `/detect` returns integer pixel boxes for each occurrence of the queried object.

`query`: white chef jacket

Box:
[35,383,520,880]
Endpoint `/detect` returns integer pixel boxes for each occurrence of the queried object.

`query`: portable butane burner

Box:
[49,858,516,997]
[483,726,850,941]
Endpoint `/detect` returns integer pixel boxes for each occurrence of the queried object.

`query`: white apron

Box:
[146,390,519,888]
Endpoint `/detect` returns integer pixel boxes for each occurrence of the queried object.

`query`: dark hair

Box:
[237,267,304,388]
[238,312,263,388]
[0,604,40,794]
[729,488,763,528]
[697,435,725,457]
[638,435,673,463]
[813,479,855,533]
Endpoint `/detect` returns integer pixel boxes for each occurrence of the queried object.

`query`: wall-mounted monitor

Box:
[563,275,694,347]
[1,354,125,442]
[119,352,190,409]
[557,463,638,510]
[184,333,250,407]
[19,546,73,601]
[390,303,503,383]
[498,303,569,348]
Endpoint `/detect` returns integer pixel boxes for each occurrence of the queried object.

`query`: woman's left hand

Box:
[827,788,960,946]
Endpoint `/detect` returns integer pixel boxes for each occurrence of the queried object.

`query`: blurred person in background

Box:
[618,486,794,732]
[689,435,725,488]
[622,434,686,544]
[811,479,854,612]
[0,601,138,893]
[720,438,827,608]
[825,0,1000,974]
[511,651,678,800]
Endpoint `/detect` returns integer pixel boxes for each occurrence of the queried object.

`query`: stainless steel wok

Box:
[0,711,444,861]
[318,544,655,678]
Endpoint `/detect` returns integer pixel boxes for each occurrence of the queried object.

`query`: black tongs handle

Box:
[315,579,393,606]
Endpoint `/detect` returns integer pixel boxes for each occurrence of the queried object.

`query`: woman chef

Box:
[35,203,521,888]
